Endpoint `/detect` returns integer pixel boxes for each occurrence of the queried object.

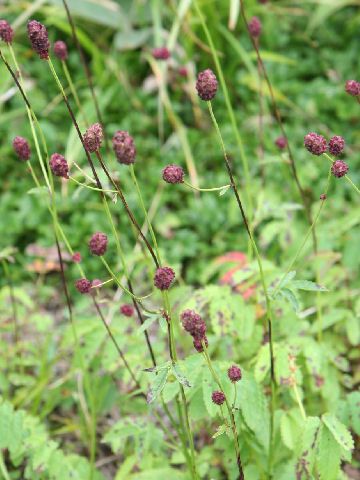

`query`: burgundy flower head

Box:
[75,278,92,294]
[181,310,206,339]
[228,365,242,383]
[331,160,348,178]
[193,335,208,353]
[89,232,108,256]
[275,136,287,150]
[248,16,262,38]
[120,304,134,317]
[304,132,327,156]
[212,390,226,405]
[345,80,360,96]
[319,193,327,201]
[13,136,31,161]
[154,267,175,290]
[54,40,68,61]
[162,164,184,184]
[27,20,50,60]
[196,69,218,101]
[328,136,345,156]
[50,153,69,179]
[0,20,14,44]
[112,131,136,165]
[72,252,81,263]
[152,47,170,60]
[83,123,103,152]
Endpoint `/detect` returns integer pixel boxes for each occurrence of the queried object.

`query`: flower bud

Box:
[27,20,50,60]
[211,390,226,405]
[49,153,69,179]
[89,232,108,256]
[0,20,14,44]
[196,69,218,101]
[154,267,175,290]
[162,164,184,184]
[13,136,31,161]
[331,160,348,178]
[112,131,136,165]
[304,132,327,156]
[328,136,345,156]
[54,40,68,61]
[83,123,103,153]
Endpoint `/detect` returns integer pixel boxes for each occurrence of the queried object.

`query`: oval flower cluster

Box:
[181,309,208,353]
[304,132,349,178]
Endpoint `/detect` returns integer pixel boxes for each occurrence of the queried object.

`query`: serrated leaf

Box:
[279,287,300,312]
[254,345,271,383]
[347,392,360,435]
[295,416,321,478]
[277,271,297,290]
[147,367,170,404]
[172,363,191,388]
[322,413,354,451]
[291,280,328,292]
[316,425,341,480]
[280,410,302,451]
[240,372,270,450]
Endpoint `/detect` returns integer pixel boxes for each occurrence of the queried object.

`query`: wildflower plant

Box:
[0,2,358,480]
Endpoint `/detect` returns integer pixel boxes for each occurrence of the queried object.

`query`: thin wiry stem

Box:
[240,2,317,255]
[207,99,276,476]
[61,0,109,151]
[202,346,244,479]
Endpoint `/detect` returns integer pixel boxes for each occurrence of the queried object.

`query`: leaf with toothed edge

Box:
[147,367,170,404]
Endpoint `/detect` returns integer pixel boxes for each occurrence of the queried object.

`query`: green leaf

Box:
[172,363,191,388]
[295,416,321,476]
[316,425,341,480]
[280,410,302,451]
[322,413,354,451]
[136,314,160,336]
[290,280,328,292]
[279,287,300,313]
[27,186,49,196]
[277,271,296,289]
[147,367,170,404]
[347,392,360,435]
[239,372,270,450]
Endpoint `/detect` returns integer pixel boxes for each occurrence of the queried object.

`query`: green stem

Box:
[130,164,161,264]
[62,60,89,126]
[202,346,244,479]
[100,257,150,301]
[183,180,230,192]
[194,0,253,219]
[69,176,117,193]
[207,99,275,476]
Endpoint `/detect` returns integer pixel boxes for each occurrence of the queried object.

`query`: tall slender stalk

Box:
[2,260,19,344]
[194,1,253,220]
[239,2,317,255]
[61,0,108,151]
[202,346,244,479]
[206,99,275,475]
